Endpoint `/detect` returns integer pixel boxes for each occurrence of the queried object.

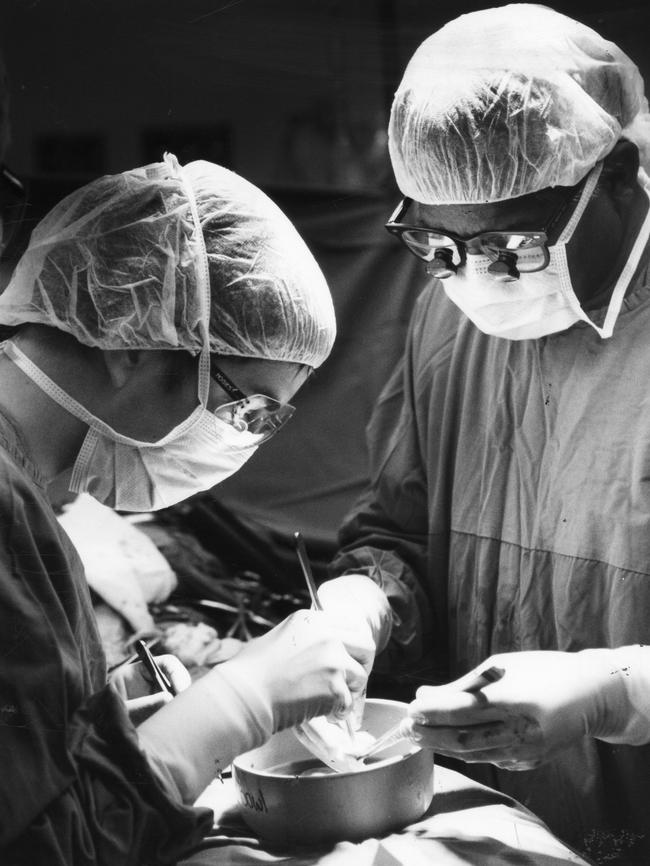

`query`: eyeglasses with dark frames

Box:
[385,169,593,281]
[209,359,296,444]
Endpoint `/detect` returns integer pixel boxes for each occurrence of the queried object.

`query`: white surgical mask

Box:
[3,340,260,512]
[442,164,650,340]
[2,158,262,512]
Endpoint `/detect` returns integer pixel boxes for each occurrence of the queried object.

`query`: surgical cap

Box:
[389,3,650,204]
[0,154,335,367]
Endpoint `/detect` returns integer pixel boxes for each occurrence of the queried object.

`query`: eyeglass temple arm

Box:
[209,362,248,402]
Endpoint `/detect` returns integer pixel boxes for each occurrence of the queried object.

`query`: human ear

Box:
[601,139,640,200]
[100,349,143,389]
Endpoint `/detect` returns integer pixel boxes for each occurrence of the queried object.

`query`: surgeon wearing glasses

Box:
[315,5,650,862]
[0,156,367,865]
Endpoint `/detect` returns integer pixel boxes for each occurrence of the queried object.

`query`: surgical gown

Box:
[332,259,650,854]
[0,411,211,864]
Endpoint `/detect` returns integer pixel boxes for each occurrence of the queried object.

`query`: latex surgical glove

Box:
[406,647,650,771]
[110,654,192,725]
[222,608,368,731]
[137,610,367,802]
[317,574,392,725]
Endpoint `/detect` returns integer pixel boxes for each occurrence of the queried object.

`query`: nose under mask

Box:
[2,340,260,512]
[441,165,650,340]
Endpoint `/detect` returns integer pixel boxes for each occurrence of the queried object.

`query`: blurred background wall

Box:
[2,0,649,192]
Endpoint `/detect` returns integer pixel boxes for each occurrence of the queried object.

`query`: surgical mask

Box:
[442,164,650,340]
[3,340,260,511]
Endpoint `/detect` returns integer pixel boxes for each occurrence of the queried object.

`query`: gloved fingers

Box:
[245,609,369,730]
[350,686,367,729]
[110,661,153,700]
[425,719,547,767]
[440,663,506,694]
[324,624,370,727]
[317,575,391,662]
[313,648,367,722]
[409,720,511,752]
[155,654,192,694]
[407,650,636,770]
[430,741,543,770]
[410,686,507,726]
[110,654,191,700]
[346,657,368,705]
[127,691,173,726]
[319,609,376,674]
[411,709,542,751]
[328,670,356,720]
[109,664,133,700]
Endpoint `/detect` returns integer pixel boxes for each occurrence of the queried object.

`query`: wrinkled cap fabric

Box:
[388,3,650,204]
[0,154,335,367]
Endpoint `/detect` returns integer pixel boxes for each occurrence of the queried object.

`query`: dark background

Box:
[2,1,649,192]
[1,0,649,584]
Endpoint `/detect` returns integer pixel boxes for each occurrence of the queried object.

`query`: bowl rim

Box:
[232,698,424,779]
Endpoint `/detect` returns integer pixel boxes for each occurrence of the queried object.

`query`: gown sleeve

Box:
[0,452,212,866]
[329,305,437,674]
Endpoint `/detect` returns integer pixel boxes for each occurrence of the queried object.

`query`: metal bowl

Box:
[232,698,435,846]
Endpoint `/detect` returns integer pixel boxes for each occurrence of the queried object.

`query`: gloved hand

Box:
[222,608,368,732]
[317,575,392,725]
[406,647,650,771]
[137,610,367,802]
[110,654,192,725]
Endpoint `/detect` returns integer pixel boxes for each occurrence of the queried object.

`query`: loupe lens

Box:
[403,229,459,264]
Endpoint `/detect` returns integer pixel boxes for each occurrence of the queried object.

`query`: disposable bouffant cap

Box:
[389,3,650,204]
[0,154,336,368]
